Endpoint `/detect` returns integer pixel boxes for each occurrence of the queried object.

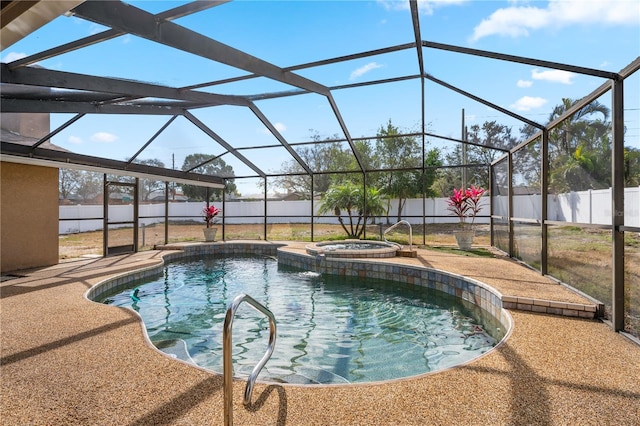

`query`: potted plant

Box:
[446,185,485,250]
[202,204,221,242]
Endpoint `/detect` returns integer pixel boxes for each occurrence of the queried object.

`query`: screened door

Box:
[103,177,138,256]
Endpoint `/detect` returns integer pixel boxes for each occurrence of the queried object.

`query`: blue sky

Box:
[2,0,639,194]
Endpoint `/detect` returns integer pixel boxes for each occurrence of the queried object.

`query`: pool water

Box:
[100,256,502,384]
[320,242,389,250]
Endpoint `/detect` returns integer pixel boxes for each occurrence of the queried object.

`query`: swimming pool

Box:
[99,255,503,384]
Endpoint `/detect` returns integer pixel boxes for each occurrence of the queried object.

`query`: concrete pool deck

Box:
[1,242,639,425]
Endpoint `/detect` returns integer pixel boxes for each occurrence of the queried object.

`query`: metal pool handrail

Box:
[223,293,277,426]
[383,220,413,251]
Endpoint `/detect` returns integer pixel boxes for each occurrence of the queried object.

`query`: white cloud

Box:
[470,0,639,41]
[547,0,639,25]
[471,6,548,40]
[2,52,27,63]
[90,132,118,143]
[517,79,533,88]
[378,0,468,15]
[350,62,383,80]
[89,23,105,35]
[531,69,575,84]
[68,136,83,144]
[510,96,547,111]
[261,122,287,134]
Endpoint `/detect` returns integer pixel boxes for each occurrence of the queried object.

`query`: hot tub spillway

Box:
[305,240,400,258]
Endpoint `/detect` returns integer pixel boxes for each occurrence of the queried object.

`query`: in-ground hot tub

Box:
[306,239,400,258]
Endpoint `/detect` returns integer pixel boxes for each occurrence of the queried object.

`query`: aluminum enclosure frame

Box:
[1,1,639,335]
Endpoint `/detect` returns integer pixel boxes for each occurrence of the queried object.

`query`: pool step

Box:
[397,249,418,258]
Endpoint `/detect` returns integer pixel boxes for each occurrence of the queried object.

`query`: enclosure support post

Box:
[164,181,169,244]
[611,78,625,331]
[489,164,494,247]
[421,71,426,245]
[507,152,514,257]
[461,108,467,189]
[263,176,268,240]
[541,129,549,275]
[103,174,108,256]
[133,177,139,252]
[362,172,367,240]
[222,181,226,241]
[310,174,315,242]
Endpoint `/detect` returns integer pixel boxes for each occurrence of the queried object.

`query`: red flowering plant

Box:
[202,205,221,228]
[446,186,486,230]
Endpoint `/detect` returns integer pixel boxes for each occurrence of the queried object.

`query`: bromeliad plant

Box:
[446,186,486,230]
[202,205,221,228]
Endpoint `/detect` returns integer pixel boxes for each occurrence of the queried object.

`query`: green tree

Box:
[181,154,236,201]
[522,98,612,193]
[132,158,166,201]
[59,168,81,201]
[549,98,609,158]
[76,171,103,203]
[271,133,376,196]
[624,147,640,186]
[421,147,444,197]
[317,182,386,238]
[270,139,334,196]
[375,120,421,221]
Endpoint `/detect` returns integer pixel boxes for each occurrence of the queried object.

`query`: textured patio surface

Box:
[1,243,639,425]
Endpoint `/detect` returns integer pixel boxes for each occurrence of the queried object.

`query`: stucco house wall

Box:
[1,162,59,272]
[1,111,59,273]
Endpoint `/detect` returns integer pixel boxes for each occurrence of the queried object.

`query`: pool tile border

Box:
[276,247,597,320]
[85,242,597,324]
[86,242,283,301]
[276,247,512,329]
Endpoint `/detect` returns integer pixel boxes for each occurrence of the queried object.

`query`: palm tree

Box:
[318,182,386,238]
[548,98,610,159]
[520,98,612,193]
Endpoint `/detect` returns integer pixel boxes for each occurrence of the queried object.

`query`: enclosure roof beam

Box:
[6,1,223,68]
[545,80,616,131]
[515,58,640,153]
[247,102,313,175]
[32,113,86,150]
[423,132,510,153]
[1,142,225,188]
[0,98,190,115]
[423,40,620,80]
[619,56,640,78]
[186,151,229,173]
[276,129,510,153]
[127,116,179,165]
[183,111,266,178]
[0,63,249,107]
[182,43,415,91]
[71,1,330,96]
[409,1,425,77]
[7,28,123,69]
[247,75,421,102]
[326,93,365,173]
[424,72,545,130]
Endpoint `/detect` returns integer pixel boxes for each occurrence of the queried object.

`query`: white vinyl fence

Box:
[59,187,640,234]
